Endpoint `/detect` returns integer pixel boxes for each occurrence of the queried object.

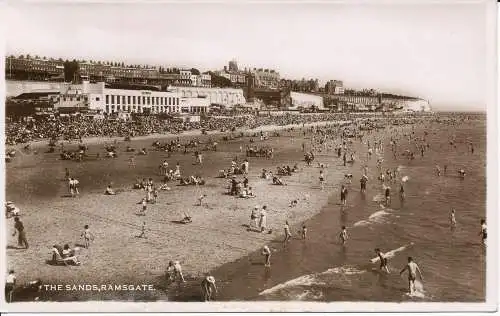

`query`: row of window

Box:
[104,104,207,114]
[62,96,89,102]
[104,95,179,106]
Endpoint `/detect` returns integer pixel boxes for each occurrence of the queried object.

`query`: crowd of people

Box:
[6,111,423,146]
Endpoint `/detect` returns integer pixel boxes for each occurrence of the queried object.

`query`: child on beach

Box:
[198,194,207,206]
[339,226,349,245]
[319,170,325,191]
[152,189,158,204]
[137,221,147,238]
[301,224,307,240]
[80,225,94,249]
[138,198,147,216]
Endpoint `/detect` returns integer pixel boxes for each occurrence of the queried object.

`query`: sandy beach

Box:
[5,118,372,301]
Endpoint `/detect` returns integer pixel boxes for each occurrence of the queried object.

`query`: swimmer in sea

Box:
[450,209,456,230]
[339,226,348,245]
[375,248,390,273]
[384,186,391,206]
[400,256,424,295]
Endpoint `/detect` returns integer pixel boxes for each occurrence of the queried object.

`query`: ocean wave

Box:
[259,265,365,296]
[323,266,366,275]
[259,274,323,296]
[293,290,324,301]
[405,280,425,299]
[353,208,391,227]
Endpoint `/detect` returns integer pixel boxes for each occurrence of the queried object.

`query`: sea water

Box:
[213,115,486,302]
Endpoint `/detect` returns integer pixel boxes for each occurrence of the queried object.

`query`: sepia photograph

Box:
[1,0,497,312]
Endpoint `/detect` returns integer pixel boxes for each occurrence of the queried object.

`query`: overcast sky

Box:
[4,1,494,110]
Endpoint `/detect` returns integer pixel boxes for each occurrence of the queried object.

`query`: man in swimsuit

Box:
[262,245,271,267]
[360,175,368,193]
[201,275,217,301]
[450,209,457,230]
[400,256,424,295]
[375,248,390,273]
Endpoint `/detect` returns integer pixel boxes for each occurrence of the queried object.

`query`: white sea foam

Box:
[323,266,366,275]
[352,209,391,227]
[294,290,324,301]
[370,243,414,263]
[368,210,390,221]
[353,220,370,227]
[259,274,323,296]
[405,280,426,298]
[259,265,367,296]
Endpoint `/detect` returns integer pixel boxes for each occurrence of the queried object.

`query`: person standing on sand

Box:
[340,185,348,206]
[283,221,292,244]
[250,206,259,229]
[301,224,307,240]
[319,170,325,191]
[479,219,487,245]
[5,270,16,303]
[400,257,424,295]
[259,206,268,233]
[262,245,271,267]
[137,221,147,238]
[201,275,217,301]
[80,224,95,248]
[12,217,28,249]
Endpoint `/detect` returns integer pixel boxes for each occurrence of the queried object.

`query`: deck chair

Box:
[51,248,80,266]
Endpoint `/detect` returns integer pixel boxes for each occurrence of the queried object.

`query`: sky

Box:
[3,0,495,110]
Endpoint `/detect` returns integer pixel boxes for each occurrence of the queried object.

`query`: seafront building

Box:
[54,81,211,116]
[170,86,246,108]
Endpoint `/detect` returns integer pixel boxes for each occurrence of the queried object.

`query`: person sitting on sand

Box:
[198,194,207,206]
[272,176,285,186]
[105,185,116,195]
[261,169,267,179]
[289,199,298,208]
[61,244,81,265]
[180,212,192,224]
[139,148,147,155]
[159,179,171,191]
